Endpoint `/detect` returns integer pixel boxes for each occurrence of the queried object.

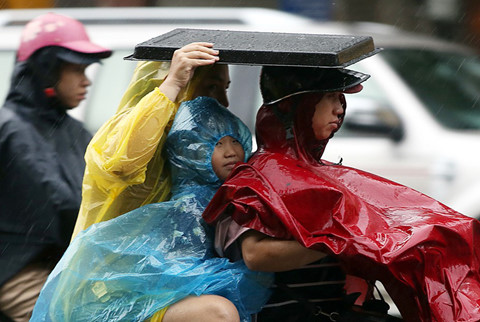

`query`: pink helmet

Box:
[17,12,112,62]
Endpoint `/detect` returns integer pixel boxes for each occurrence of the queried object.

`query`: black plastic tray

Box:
[124,28,380,67]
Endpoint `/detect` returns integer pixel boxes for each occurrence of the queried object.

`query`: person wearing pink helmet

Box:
[0,12,111,322]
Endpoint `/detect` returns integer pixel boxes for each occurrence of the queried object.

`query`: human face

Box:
[311,92,345,140]
[193,64,230,107]
[55,62,91,109]
[211,135,245,181]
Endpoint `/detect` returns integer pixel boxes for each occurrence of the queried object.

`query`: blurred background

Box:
[1,3,478,316]
[1,0,480,51]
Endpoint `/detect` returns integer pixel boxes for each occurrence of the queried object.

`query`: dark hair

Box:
[28,47,64,90]
[28,46,101,90]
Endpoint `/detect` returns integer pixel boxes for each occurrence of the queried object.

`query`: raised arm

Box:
[73,43,222,236]
[89,42,220,180]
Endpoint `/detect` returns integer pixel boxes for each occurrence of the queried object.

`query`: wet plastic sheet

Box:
[203,102,480,322]
[31,97,271,321]
[125,28,380,67]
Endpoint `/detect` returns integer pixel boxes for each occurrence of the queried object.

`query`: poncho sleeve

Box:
[87,88,176,182]
[72,62,179,237]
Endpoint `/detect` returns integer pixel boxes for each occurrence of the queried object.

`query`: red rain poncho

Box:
[203,93,480,321]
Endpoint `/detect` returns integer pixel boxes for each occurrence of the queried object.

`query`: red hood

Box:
[254,93,346,164]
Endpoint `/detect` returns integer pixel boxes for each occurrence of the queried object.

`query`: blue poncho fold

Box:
[31,97,272,322]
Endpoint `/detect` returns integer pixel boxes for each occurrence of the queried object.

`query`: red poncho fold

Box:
[203,96,480,321]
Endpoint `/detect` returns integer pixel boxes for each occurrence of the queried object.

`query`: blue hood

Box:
[166,96,252,191]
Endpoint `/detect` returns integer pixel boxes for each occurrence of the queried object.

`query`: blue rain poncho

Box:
[31,97,273,322]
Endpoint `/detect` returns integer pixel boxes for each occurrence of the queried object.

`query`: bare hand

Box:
[159,42,219,102]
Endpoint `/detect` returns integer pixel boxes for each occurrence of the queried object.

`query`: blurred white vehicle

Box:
[0,6,311,131]
[1,7,480,221]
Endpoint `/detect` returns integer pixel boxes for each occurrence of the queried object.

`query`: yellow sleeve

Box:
[87,87,177,184]
[72,87,178,238]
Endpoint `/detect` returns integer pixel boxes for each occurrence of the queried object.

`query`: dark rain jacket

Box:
[203,94,480,322]
[0,61,92,286]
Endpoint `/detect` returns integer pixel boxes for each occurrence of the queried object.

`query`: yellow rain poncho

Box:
[72,61,206,238]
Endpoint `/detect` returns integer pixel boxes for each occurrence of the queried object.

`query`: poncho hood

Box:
[255,92,346,163]
[167,96,252,191]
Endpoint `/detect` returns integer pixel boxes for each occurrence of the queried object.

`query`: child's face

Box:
[193,64,231,107]
[311,92,344,140]
[55,62,91,109]
[211,135,245,181]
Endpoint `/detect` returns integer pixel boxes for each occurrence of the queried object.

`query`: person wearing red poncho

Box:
[203,66,480,322]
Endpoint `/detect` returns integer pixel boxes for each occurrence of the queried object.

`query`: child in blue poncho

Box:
[31,96,273,322]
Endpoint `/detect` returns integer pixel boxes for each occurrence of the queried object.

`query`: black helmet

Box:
[260,66,370,105]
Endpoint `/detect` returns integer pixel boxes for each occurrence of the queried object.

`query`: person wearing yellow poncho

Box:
[60,42,261,321]
[72,42,230,238]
